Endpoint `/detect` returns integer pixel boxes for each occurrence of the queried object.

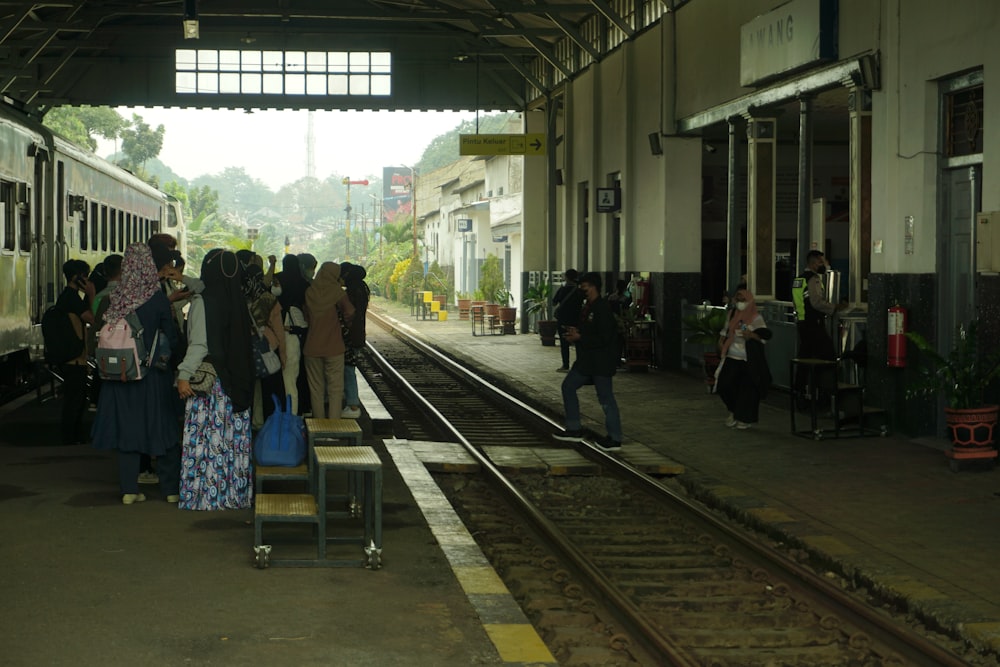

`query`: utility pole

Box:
[341,176,369,260]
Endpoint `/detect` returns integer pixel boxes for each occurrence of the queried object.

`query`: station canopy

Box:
[0,1,665,115]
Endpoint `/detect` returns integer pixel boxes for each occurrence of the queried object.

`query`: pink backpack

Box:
[95,312,156,381]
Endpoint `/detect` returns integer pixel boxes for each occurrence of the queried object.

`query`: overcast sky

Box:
[97,107,479,191]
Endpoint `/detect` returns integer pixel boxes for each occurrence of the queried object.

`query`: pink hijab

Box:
[720,287,760,357]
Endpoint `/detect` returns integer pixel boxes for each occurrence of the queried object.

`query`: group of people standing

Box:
[549,249,842,445]
[54,241,369,508]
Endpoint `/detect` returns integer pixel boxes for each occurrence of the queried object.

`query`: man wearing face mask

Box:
[792,250,845,401]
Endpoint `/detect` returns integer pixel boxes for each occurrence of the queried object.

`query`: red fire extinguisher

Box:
[887,305,907,368]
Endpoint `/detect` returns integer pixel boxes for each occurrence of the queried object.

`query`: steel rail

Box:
[367,310,969,666]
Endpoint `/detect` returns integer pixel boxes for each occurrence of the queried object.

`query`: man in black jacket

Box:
[552,268,582,372]
[553,272,623,451]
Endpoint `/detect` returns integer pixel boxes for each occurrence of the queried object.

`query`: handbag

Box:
[252,331,282,378]
[189,360,217,395]
[248,303,282,378]
[254,394,306,467]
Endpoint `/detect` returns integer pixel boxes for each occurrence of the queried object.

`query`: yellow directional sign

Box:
[459,133,546,156]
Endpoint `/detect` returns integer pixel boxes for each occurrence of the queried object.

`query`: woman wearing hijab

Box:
[339,262,370,419]
[714,285,772,430]
[241,257,287,428]
[175,249,256,511]
[275,253,309,415]
[303,262,355,419]
[91,243,180,505]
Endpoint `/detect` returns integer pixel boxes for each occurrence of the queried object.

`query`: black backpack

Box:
[42,305,84,365]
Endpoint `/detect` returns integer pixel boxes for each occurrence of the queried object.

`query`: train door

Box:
[54,160,67,305]
[31,146,48,320]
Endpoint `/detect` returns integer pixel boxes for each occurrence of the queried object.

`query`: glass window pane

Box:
[306,52,326,72]
[101,206,108,251]
[349,52,370,72]
[241,73,262,94]
[349,74,370,95]
[219,50,241,71]
[285,74,305,95]
[197,50,218,71]
[197,72,219,93]
[219,72,240,94]
[286,51,305,72]
[328,74,348,94]
[328,52,348,73]
[241,50,262,72]
[371,75,391,95]
[176,72,196,94]
[176,49,197,69]
[262,51,283,72]
[306,74,326,95]
[371,52,392,73]
[262,73,283,94]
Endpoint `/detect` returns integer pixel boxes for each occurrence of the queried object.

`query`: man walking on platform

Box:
[553,269,582,372]
[553,272,623,451]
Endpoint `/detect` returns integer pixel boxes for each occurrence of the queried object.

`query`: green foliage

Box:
[476,253,505,303]
[682,308,728,347]
[906,321,1000,410]
[119,113,165,176]
[523,282,553,320]
[494,286,513,306]
[424,260,452,299]
[44,105,128,151]
[416,112,516,173]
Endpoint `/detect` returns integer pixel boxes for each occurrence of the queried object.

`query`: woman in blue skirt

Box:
[175,249,255,511]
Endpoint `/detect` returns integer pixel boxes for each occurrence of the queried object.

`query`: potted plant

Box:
[456,291,473,320]
[495,286,516,334]
[524,282,557,345]
[682,306,729,387]
[906,320,1000,468]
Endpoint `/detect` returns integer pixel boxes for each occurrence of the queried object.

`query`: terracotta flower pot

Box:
[537,320,558,346]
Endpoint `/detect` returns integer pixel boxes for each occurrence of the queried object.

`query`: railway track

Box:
[362,311,983,666]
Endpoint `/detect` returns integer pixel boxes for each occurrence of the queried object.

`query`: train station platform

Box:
[371,296,1000,655]
[5,294,1000,664]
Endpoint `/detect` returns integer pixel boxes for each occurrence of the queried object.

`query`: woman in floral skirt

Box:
[175,248,256,510]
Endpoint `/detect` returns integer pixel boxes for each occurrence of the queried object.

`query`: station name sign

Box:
[459,133,546,156]
[739,0,837,87]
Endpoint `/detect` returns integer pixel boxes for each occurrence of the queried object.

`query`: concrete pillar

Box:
[745,116,777,298]
[848,86,873,305]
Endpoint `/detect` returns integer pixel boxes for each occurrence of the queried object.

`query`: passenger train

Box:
[0,103,184,396]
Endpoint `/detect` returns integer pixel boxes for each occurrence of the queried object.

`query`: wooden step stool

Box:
[254,462,310,495]
[315,446,383,569]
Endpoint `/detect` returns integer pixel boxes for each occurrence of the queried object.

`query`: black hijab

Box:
[200,249,254,413]
[277,253,309,312]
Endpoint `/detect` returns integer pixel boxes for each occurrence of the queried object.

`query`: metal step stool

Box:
[315,445,383,569]
[254,463,310,495]
[252,493,320,568]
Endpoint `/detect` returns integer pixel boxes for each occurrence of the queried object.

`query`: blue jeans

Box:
[560,368,622,442]
[343,363,359,407]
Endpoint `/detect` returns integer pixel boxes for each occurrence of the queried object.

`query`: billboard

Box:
[383,166,413,225]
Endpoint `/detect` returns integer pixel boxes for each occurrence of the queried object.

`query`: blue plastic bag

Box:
[254,395,306,467]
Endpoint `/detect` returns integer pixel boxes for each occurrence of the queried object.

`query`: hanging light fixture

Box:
[182,0,199,39]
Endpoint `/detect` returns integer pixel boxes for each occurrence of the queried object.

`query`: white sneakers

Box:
[138,471,159,485]
[726,413,751,429]
[122,493,146,505]
[341,406,362,419]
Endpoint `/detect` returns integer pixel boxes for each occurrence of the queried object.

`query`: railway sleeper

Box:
[689,645,874,667]
[637,593,796,613]
[589,554,735,568]
[669,625,842,649]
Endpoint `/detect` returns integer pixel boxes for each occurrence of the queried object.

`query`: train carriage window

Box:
[1,181,14,251]
[102,206,109,251]
[109,210,117,251]
[18,185,30,252]
[126,215,132,246]
[90,202,98,252]
[122,213,129,249]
